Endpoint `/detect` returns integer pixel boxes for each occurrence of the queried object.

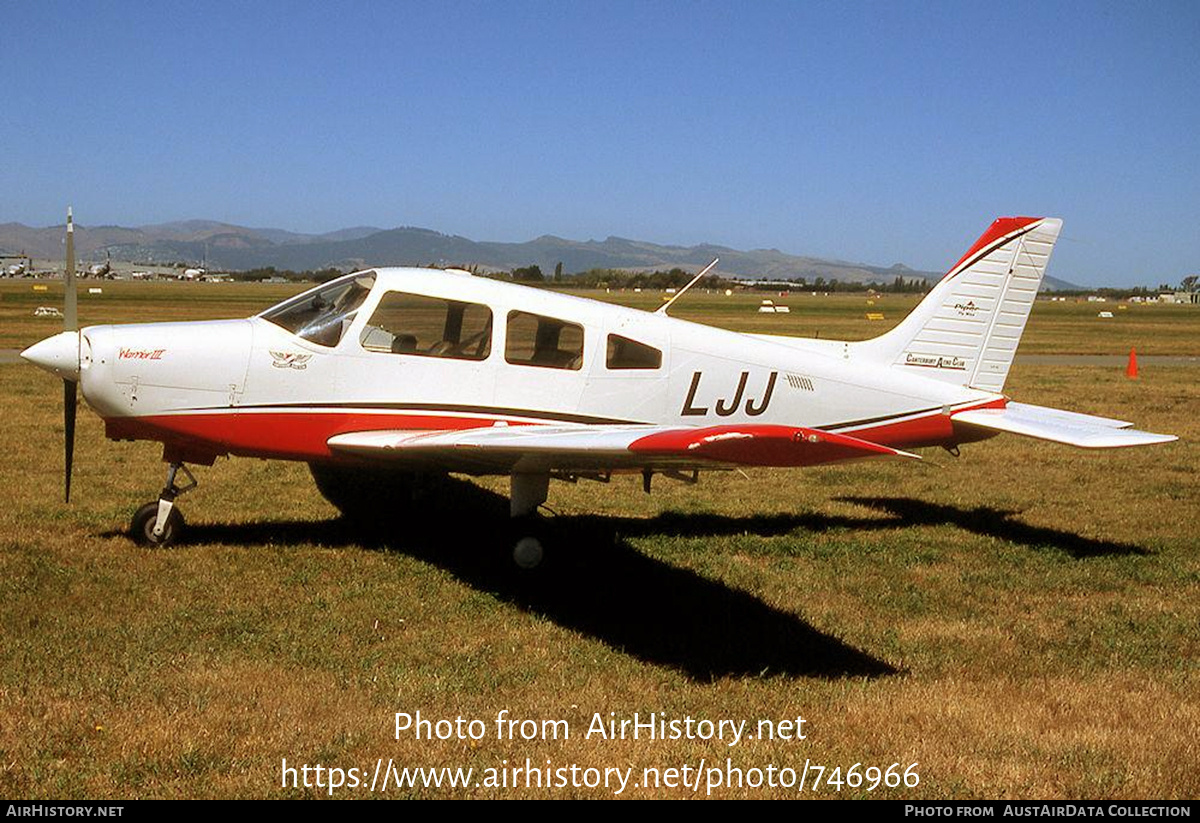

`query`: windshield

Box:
[260,271,376,347]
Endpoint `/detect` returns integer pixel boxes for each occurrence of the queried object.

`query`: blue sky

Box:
[3,1,1197,286]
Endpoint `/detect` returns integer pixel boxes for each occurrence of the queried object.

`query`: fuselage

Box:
[72,268,1000,466]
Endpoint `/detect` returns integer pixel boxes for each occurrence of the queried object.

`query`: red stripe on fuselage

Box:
[105,410,521,461]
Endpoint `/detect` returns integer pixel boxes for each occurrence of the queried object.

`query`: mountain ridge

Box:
[0,220,1080,290]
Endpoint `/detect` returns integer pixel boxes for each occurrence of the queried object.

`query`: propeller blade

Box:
[63,207,78,502]
[64,207,77,333]
[64,378,77,503]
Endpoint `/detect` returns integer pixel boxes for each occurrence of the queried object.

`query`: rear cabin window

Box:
[505,311,584,370]
[360,292,492,360]
[606,334,662,370]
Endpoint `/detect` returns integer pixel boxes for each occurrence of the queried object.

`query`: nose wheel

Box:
[131,502,185,546]
[130,462,196,547]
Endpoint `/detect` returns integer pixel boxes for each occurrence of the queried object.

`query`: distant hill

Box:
[0,219,1081,290]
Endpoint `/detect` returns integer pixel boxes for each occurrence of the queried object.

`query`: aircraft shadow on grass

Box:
[835,496,1150,559]
[171,480,900,682]
[110,481,1149,680]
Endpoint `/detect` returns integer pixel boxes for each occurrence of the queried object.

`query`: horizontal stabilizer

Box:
[327,423,920,471]
[953,402,1176,448]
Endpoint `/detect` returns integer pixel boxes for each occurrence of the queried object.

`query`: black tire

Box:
[509,514,548,570]
[130,501,184,547]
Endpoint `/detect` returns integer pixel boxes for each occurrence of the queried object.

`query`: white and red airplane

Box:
[22,213,1175,567]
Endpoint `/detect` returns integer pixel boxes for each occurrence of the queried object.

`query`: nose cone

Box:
[22,331,81,380]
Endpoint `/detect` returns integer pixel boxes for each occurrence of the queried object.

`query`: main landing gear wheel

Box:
[509,514,547,570]
[130,502,185,547]
[512,534,545,570]
[508,474,551,570]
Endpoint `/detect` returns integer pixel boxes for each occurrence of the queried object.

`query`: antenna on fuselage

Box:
[655,257,719,316]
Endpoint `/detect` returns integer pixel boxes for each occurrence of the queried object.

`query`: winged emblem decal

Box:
[270,351,312,370]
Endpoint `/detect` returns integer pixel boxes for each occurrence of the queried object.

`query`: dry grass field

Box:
[0,279,1196,799]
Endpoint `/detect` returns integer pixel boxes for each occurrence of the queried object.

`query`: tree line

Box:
[197,262,944,294]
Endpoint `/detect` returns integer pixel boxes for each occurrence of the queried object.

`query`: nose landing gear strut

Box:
[130,461,196,547]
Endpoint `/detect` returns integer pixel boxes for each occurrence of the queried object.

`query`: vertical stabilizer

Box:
[854,217,1062,393]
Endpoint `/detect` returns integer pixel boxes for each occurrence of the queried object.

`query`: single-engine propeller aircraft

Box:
[23,212,1175,567]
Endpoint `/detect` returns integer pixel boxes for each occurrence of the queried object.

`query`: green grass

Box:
[0,283,1197,799]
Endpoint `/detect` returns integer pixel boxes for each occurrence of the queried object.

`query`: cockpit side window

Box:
[606,334,662,370]
[505,311,584,370]
[360,292,492,361]
[261,272,376,348]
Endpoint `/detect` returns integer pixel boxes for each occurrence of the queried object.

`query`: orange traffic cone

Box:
[1126,347,1139,379]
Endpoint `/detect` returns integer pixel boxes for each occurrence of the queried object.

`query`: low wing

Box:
[953,402,1177,448]
[327,423,920,474]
